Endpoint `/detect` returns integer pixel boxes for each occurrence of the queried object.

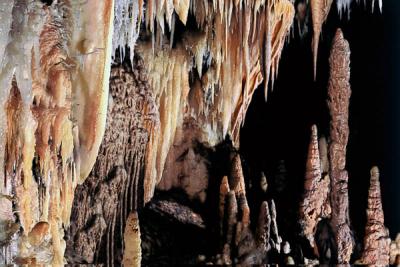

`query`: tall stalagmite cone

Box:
[222,191,238,265]
[327,29,354,263]
[300,125,331,249]
[270,200,282,252]
[310,0,333,80]
[219,176,230,238]
[360,167,390,265]
[230,154,250,241]
[256,201,271,254]
[123,212,141,267]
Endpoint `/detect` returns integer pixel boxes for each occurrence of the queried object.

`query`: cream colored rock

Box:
[123,212,141,267]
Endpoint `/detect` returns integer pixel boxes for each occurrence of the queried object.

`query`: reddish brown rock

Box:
[360,167,390,265]
[327,29,354,263]
[300,125,331,249]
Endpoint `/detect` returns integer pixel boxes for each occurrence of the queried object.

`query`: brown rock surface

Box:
[360,167,390,265]
[300,125,331,248]
[327,29,354,263]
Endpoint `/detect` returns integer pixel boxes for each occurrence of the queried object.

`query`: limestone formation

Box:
[123,212,141,267]
[390,234,400,265]
[300,125,331,249]
[359,167,390,265]
[310,0,333,80]
[0,1,391,266]
[327,29,354,264]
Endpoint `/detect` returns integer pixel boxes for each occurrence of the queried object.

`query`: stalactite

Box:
[300,125,331,249]
[359,167,390,265]
[310,0,333,80]
[138,0,294,150]
[0,1,114,265]
[263,0,295,100]
[327,29,354,264]
[112,0,143,64]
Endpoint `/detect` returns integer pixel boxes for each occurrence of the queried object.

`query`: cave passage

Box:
[240,1,398,247]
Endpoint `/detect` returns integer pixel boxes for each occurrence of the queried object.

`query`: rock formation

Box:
[0,1,114,264]
[327,28,354,264]
[359,167,390,265]
[123,212,142,267]
[310,0,333,80]
[300,125,331,249]
[390,233,400,266]
[0,1,393,266]
[66,59,158,264]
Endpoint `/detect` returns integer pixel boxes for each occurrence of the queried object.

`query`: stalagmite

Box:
[123,212,142,267]
[300,125,331,249]
[270,200,282,252]
[256,201,271,254]
[223,191,238,265]
[319,135,329,175]
[359,167,390,265]
[310,0,333,80]
[327,29,354,264]
[230,154,250,232]
[220,176,230,237]
[260,172,268,193]
[390,234,400,265]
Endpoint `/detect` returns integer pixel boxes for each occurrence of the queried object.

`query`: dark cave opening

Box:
[240,1,397,251]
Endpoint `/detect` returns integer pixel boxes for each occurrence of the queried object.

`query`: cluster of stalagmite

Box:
[299,28,394,266]
[217,154,284,265]
[218,155,252,265]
